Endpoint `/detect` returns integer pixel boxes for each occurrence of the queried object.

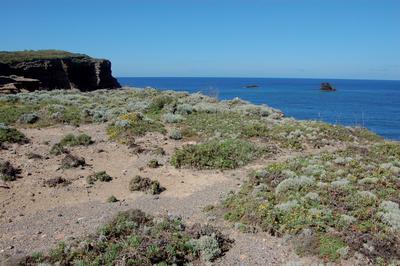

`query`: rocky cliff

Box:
[0,50,121,93]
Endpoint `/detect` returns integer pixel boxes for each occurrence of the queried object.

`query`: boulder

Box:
[0,50,120,93]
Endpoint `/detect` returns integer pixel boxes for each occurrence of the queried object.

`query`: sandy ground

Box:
[0,124,338,265]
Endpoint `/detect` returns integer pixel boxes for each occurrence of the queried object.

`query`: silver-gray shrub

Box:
[176,103,194,115]
[18,112,39,124]
[275,176,315,194]
[162,113,184,123]
[189,234,221,262]
[126,101,150,112]
[169,129,182,140]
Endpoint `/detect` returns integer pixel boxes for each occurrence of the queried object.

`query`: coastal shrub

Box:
[147,159,161,168]
[176,103,194,114]
[169,128,182,140]
[0,50,87,63]
[266,120,382,150]
[190,235,221,262]
[107,195,119,203]
[21,209,232,265]
[193,102,220,113]
[49,133,93,155]
[59,133,93,147]
[0,101,40,124]
[171,139,264,170]
[127,100,150,112]
[148,95,176,113]
[86,171,113,184]
[183,112,268,139]
[129,175,165,195]
[17,112,39,124]
[49,143,68,155]
[0,124,27,144]
[221,142,400,263]
[0,160,20,181]
[162,113,184,123]
[60,134,94,147]
[44,177,70,187]
[107,112,166,143]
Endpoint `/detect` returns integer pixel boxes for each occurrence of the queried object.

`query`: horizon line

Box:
[116,76,400,82]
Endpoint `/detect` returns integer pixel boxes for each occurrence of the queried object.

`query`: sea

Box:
[118,77,400,140]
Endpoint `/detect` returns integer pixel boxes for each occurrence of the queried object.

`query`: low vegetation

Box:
[107,195,119,203]
[107,112,165,143]
[50,133,93,155]
[44,177,70,187]
[0,50,87,63]
[222,142,400,263]
[0,86,393,264]
[0,88,379,153]
[86,171,113,184]
[171,138,266,170]
[0,124,27,145]
[0,160,20,181]
[21,209,232,265]
[61,154,85,169]
[147,159,161,168]
[129,175,165,195]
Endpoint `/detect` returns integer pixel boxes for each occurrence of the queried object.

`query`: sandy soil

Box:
[0,124,340,265]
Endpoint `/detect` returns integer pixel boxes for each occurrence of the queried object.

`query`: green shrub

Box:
[0,125,27,144]
[0,50,87,63]
[0,102,40,124]
[18,112,39,124]
[107,113,166,143]
[107,195,119,203]
[171,139,264,170]
[169,128,182,140]
[21,209,232,265]
[0,160,20,181]
[49,143,68,155]
[87,171,112,184]
[147,159,161,168]
[148,95,176,113]
[221,143,400,263]
[129,175,165,195]
[59,133,93,146]
[50,133,93,155]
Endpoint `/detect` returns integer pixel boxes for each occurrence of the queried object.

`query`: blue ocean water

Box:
[118,77,400,140]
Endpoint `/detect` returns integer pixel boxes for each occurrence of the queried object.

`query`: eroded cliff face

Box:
[0,53,121,93]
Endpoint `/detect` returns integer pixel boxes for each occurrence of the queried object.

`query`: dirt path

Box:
[0,124,342,265]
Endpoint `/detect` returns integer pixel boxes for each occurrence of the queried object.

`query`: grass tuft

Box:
[171,138,265,170]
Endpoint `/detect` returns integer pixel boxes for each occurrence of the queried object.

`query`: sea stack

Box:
[0,50,121,94]
[320,82,336,91]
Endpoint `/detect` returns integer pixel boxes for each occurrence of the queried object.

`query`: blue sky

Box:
[1,0,399,80]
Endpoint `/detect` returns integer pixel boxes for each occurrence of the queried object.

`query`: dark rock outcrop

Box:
[320,82,336,91]
[243,84,259,88]
[0,75,40,94]
[0,50,120,93]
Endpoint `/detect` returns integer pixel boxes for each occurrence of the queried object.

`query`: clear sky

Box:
[1,0,399,80]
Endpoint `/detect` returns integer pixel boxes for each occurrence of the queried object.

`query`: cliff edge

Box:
[0,50,121,93]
